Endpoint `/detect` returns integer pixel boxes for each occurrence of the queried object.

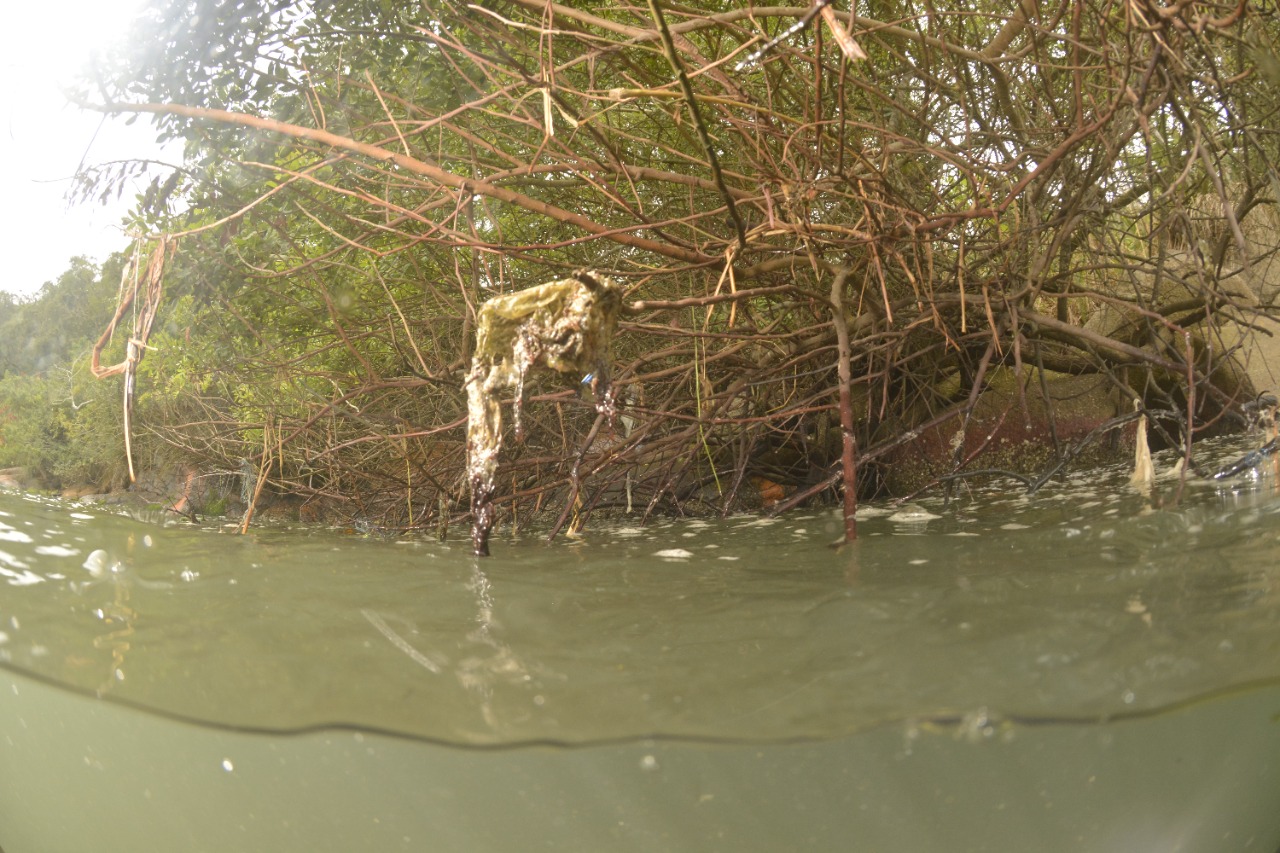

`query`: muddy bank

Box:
[879,370,1136,496]
[0,464,317,527]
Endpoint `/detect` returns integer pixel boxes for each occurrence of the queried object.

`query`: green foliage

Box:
[0,257,117,376]
[0,373,66,483]
[0,256,133,488]
[0,350,127,488]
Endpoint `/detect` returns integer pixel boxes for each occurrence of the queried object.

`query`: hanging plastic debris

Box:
[465,271,624,556]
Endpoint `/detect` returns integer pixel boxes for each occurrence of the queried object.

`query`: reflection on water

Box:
[0,435,1279,850]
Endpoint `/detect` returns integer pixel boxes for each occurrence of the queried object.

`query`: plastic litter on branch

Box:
[465,271,624,556]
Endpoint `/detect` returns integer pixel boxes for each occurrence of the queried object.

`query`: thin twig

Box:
[646,0,747,252]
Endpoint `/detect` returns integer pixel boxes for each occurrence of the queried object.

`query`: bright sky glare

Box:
[2,0,177,297]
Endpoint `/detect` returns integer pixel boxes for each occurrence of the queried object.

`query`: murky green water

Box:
[2,435,1279,851]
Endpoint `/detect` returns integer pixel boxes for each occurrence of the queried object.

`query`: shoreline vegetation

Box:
[3,1,1280,542]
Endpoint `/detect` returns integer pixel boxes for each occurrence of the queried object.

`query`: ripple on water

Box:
[0,432,1277,750]
[34,545,79,557]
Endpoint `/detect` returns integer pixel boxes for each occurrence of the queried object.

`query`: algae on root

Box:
[465,271,623,556]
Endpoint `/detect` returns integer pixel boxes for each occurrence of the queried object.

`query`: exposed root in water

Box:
[1212,437,1280,480]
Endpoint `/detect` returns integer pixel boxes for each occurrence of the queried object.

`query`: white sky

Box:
[1,0,178,297]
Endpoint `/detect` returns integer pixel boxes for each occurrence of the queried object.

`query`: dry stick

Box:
[373,267,434,377]
[897,408,1014,505]
[1026,409,1153,495]
[721,431,755,517]
[768,398,976,516]
[827,266,859,543]
[240,421,274,535]
[955,337,999,465]
[546,412,606,543]
[365,71,411,156]
[628,283,801,313]
[93,100,714,266]
[646,0,747,252]
[1174,329,1196,504]
[91,238,170,482]
[1019,308,1190,375]
[818,3,868,62]
[91,237,168,379]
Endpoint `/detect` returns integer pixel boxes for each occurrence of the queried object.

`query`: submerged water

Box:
[1,435,1279,851]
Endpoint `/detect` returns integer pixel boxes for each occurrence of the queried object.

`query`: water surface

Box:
[1,435,1279,851]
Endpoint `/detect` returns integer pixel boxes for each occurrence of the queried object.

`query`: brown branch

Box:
[89,100,715,266]
[827,265,858,542]
[646,0,748,251]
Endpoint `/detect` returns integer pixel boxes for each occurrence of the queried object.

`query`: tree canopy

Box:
[48,0,1280,530]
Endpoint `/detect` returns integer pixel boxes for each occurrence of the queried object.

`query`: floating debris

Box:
[887,506,941,524]
[82,549,116,578]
